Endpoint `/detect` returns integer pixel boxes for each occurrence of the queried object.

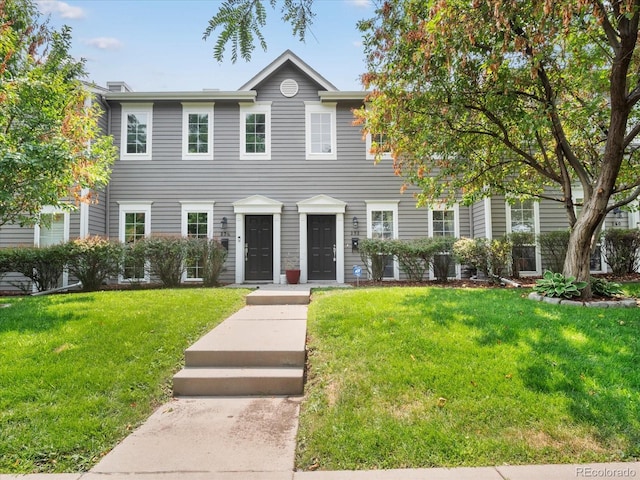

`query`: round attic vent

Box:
[280,79,299,97]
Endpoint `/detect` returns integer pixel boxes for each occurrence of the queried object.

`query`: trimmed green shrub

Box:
[65,236,123,291]
[359,238,395,281]
[453,237,511,283]
[538,230,570,273]
[534,270,587,298]
[430,237,457,282]
[3,244,67,292]
[185,237,228,287]
[601,228,640,275]
[138,235,187,287]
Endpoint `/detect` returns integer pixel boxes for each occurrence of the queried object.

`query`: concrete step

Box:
[184,319,307,368]
[246,289,310,305]
[172,367,304,396]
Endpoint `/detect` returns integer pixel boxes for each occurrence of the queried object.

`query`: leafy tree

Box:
[356,1,640,298]
[206,0,640,298]
[203,0,315,62]
[0,0,116,228]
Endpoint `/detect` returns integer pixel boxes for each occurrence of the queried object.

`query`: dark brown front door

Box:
[308,215,336,281]
[245,215,273,281]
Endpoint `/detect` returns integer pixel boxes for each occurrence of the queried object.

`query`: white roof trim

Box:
[233,195,283,214]
[297,195,347,214]
[239,50,337,92]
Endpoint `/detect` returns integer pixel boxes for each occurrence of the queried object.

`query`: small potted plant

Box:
[284,254,300,284]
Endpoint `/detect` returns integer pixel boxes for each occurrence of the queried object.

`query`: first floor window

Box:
[119,203,152,281]
[429,205,459,279]
[367,202,399,279]
[37,212,68,247]
[506,199,540,274]
[181,202,214,281]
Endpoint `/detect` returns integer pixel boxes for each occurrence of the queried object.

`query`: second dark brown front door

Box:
[307,215,336,281]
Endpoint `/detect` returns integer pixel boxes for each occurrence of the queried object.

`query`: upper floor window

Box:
[305,102,336,160]
[366,132,392,160]
[121,103,153,160]
[182,103,214,160]
[506,199,540,275]
[240,102,271,160]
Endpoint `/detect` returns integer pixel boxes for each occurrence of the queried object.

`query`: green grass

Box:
[297,286,640,471]
[0,288,250,473]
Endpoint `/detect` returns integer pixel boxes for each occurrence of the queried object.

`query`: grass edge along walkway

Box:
[297,286,640,471]
[0,288,250,474]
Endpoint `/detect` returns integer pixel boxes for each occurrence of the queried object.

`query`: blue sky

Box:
[36,0,373,92]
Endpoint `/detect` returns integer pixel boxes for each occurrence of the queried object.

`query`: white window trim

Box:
[180,202,215,282]
[34,206,70,289]
[118,202,152,282]
[34,206,70,247]
[182,103,214,160]
[239,102,271,160]
[120,103,153,161]
[305,102,337,160]
[365,201,399,280]
[365,132,392,161]
[505,200,541,275]
[428,203,461,279]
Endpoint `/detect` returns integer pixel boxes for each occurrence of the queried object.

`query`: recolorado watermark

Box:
[576,466,637,478]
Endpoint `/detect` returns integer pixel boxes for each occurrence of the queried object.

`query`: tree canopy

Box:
[206,0,640,297]
[0,0,116,227]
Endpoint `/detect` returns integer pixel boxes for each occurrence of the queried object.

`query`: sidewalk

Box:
[1,285,638,480]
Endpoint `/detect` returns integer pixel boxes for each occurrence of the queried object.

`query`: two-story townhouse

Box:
[0,50,638,292]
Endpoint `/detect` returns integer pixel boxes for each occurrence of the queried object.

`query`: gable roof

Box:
[239,49,338,92]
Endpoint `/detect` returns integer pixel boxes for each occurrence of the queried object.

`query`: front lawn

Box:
[0,288,249,473]
[297,287,640,470]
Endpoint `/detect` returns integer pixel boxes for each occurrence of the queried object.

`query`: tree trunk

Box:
[563,198,607,300]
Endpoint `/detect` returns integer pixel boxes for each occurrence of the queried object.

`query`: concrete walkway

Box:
[2,285,639,480]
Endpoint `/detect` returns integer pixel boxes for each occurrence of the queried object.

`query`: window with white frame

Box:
[506,199,540,274]
[366,201,399,279]
[180,202,214,281]
[366,132,392,160]
[240,102,271,159]
[119,203,152,281]
[120,103,153,160]
[305,102,337,160]
[182,103,214,160]
[429,204,459,278]
[35,208,69,247]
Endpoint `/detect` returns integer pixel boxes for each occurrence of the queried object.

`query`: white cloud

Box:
[37,0,85,19]
[84,37,124,50]
[348,0,372,8]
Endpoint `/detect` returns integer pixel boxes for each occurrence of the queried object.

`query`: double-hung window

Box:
[180,202,214,281]
[120,103,153,160]
[429,204,459,278]
[119,202,152,282]
[506,199,540,274]
[305,102,337,160]
[366,132,392,160]
[240,102,271,160]
[366,201,399,279]
[182,103,214,160]
[33,206,70,288]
